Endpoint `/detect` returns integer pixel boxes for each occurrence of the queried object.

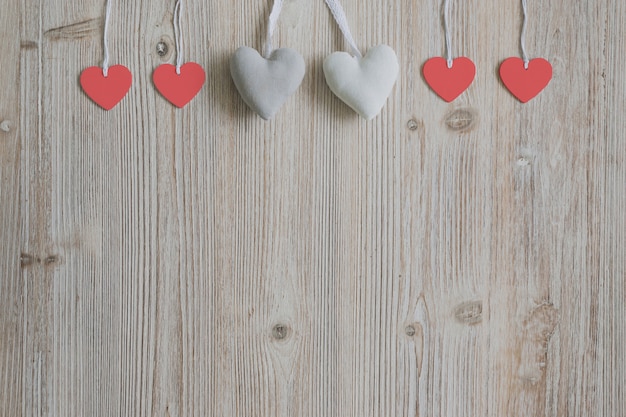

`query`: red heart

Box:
[499,57,552,103]
[423,57,476,102]
[80,65,132,110]
[153,62,205,108]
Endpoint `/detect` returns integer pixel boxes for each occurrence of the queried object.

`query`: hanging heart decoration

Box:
[499,0,552,102]
[230,0,305,119]
[153,0,205,108]
[499,57,552,103]
[80,65,132,110]
[500,0,552,103]
[231,47,305,120]
[322,0,397,119]
[422,0,475,102]
[80,0,131,110]
[423,57,475,102]
[153,63,205,108]
[324,45,398,120]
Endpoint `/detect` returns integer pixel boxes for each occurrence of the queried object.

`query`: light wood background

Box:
[1,0,624,415]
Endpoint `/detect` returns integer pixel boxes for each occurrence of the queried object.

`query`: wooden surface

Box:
[1,0,624,416]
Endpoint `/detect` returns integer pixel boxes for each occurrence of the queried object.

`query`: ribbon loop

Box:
[264,0,362,58]
[264,0,284,58]
[324,0,362,58]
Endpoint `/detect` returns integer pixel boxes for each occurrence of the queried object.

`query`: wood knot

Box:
[0,120,12,132]
[20,41,38,50]
[454,300,483,325]
[156,37,173,60]
[20,253,38,268]
[271,323,291,341]
[444,108,477,132]
[523,303,559,340]
[44,255,60,266]
[156,42,168,56]
[518,303,559,383]
[406,118,424,134]
[404,322,423,339]
[20,253,61,268]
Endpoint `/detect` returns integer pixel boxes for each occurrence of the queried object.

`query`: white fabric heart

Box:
[230,46,305,120]
[323,44,399,120]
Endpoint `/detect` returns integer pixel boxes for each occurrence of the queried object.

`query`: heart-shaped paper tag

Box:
[80,65,132,110]
[153,62,205,108]
[230,46,305,120]
[323,44,399,120]
[499,57,552,103]
[422,57,476,102]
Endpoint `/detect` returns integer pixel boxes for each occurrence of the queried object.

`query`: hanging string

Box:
[520,0,529,69]
[264,0,284,58]
[443,0,453,68]
[323,0,362,58]
[173,0,184,74]
[102,0,112,76]
[264,0,362,58]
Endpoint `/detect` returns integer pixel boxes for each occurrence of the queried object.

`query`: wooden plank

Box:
[0,0,623,416]
[0,0,24,414]
[596,1,626,415]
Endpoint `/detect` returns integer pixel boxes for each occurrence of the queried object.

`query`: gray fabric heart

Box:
[230,46,305,120]
[323,44,399,120]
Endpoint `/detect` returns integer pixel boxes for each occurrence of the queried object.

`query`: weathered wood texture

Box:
[1,0,624,416]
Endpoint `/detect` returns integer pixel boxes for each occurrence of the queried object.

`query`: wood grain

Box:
[1,0,624,416]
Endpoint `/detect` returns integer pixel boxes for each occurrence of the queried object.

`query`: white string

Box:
[173,0,183,74]
[264,0,284,58]
[520,0,529,69]
[102,0,111,77]
[324,0,362,58]
[443,0,453,68]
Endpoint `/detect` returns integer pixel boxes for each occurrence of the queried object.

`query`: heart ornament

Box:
[423,57,476,102]
[80,0,132,110]
[153,0,205,108]
[231,46,305,120]
[80,65,132,110]
[499,57,552,103]
[153,63,205,108]
[323,45,399,120]
[230,0,305,120]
